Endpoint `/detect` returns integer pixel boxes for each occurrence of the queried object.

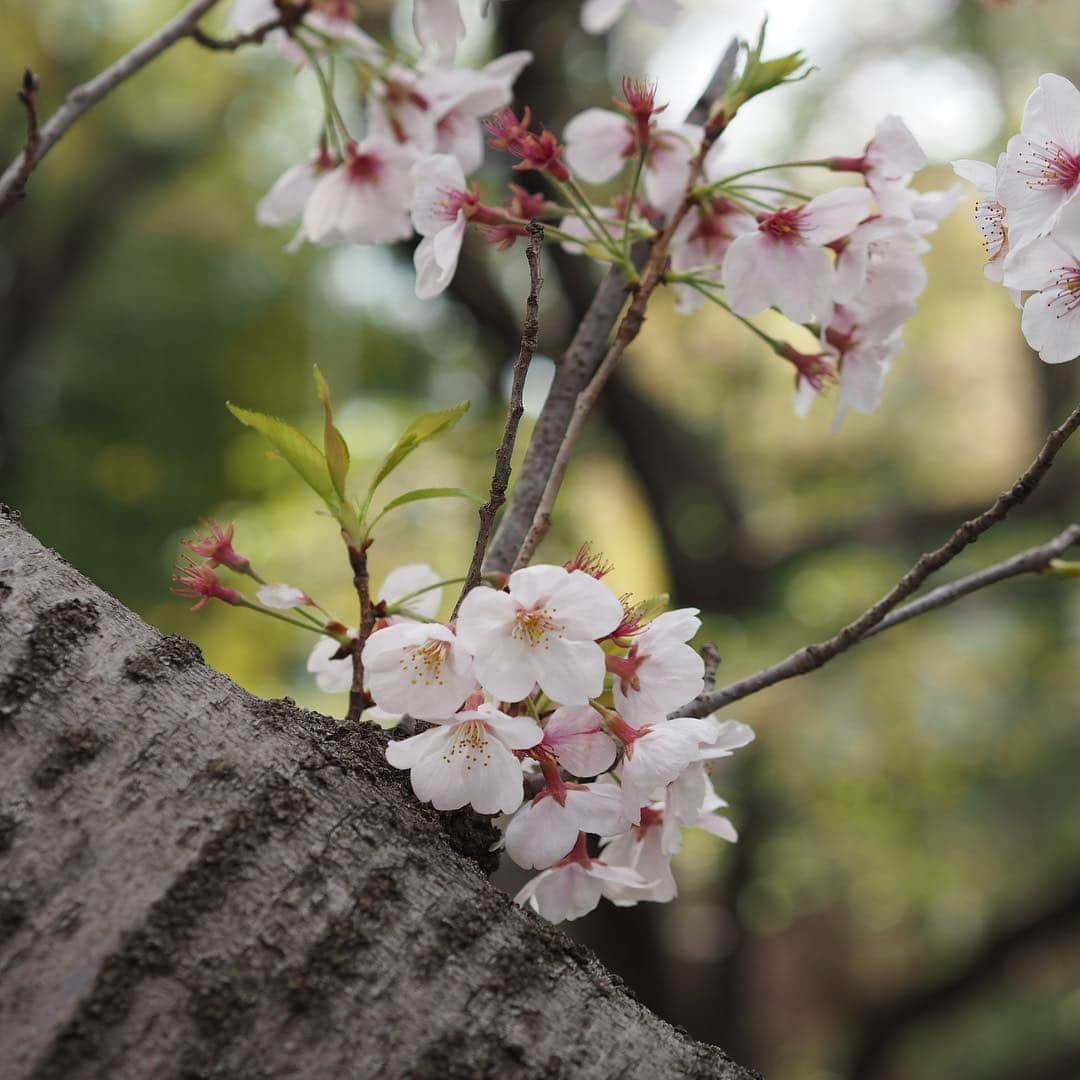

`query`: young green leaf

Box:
[367,487,479,534]
[363,401,470,512]
[312,365,350,500]
[227,402,339,509]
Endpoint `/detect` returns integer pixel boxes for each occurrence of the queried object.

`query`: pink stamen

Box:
[1048,265,1080,318]
[974,199,1007,261]
[758,206,807,242]
[1020,140,1080,193]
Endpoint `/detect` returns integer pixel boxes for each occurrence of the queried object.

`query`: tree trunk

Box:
[0,506,757,1080]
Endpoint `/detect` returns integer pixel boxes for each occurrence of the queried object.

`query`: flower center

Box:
[347,150,383,184]
[1049,265,1080,317]
[512,605,561,647]
[443,719,491,771]
[1021,140,1080,193]
[400,637,451,688]
[758,207,806,243]
[974,199,1007,261]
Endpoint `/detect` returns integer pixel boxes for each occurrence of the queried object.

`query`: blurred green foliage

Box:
[1,2,1078,1078]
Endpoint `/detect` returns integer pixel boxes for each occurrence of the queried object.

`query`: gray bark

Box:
[0,506,757,1080]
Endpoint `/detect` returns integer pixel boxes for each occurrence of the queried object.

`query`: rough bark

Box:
[0,506,757,1080]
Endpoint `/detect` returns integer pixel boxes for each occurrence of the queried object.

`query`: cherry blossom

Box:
[580,0,682,35]
[514,833,656,921]
[998,74,1080,252]
[455,565,624,705]
[831,115,927,217]
[1000,202,1080,364]
[299,138,416,247]
[385,703,542,814]
[379,562,444,621]
[953,155,1020,302]
[256,151,337,229]
[669,195,756,312]
[504,762,633,869]
[362,622,477,718]
[307,630,355,693]
[256,584,313,609]
[608,608,706,728]
[538,705,618,777]
[721,188,875,325]
[412,0,465,63]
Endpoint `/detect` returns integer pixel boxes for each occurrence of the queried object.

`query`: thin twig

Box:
[191,0,312,51]
[863,523,1080,639]
[0,0,223,218]
[345,538,377,725]
[453,222,545,616]
[483,44,738,575]
[678,403,1080,717]
[2,68,42,215]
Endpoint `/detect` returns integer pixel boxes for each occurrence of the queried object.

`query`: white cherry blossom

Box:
[307,629,355,693]
[514,835,656,921]
[953,156,1020,304]
[609,608,705,728]
[411,154,471,299]
[1001,202,1080,364]
[379,562,444,621]
[362,622,477,718]
[256,153,336,228]
[455,565,625,705]
[300,138,416,247]
[539,705,618,777]
[504,780,633,869]
[998,74,1080,252]
[721,188,875,325]
[835,115,927,218]
[386,703,542,813]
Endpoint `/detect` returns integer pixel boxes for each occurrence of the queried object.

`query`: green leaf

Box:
[367,487,479,534]
[227,402,339,509]
[312,365,350,500]
[364,401,470,511]
[382,487,479,513]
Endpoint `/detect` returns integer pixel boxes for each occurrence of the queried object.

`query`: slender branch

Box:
[346,539,377,725]
[863,524,1080,639]
[190,0,312,50]
[453,222,545,615]
[679,403,1080,717]
[0,0,223,217]
[512,124,728,570]
[1,67,43,216]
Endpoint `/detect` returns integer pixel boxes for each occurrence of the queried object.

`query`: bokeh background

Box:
[2,1,1079,1076]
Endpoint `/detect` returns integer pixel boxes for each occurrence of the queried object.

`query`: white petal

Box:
[1021,286,1080,363]
[482,706,544,751]
[564,109,632,184]
[411,154,467,236]
[379,563,443,620]
[504,796,581,869]
[256,162,321,227]
[543,706,618,776]
[580,0,628,34]
[536,637,606,706]
[385,723,453,770]
[951,158,997,198]
[256,584,309,609]
[545,570,625,640]
[800,187,875,245]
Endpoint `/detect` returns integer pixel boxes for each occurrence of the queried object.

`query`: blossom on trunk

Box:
[1001,202,1080,364]
[362,622,477,718]
[514,833,656,922]
[504,753,633,869]
[539,705,618,777]
[721,188,875,325]
[300,138,416,247]
[386,703,542,814]
[608,608,705,728]
[998,74,1080,252]
[455,565,625,705]
[580,0,682,35]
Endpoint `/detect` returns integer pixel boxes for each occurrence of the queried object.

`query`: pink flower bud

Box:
[171,557,244,612]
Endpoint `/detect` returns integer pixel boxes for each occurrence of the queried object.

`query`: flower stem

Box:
[236,599,341,636]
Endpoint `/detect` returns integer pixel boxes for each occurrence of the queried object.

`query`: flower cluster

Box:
[237,0,955,428]
[351,557,753,924]
[953,73,1080,366]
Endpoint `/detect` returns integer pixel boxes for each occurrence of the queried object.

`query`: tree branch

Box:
[0,0,223,217]
[680,402,1080,717]
[862,523,1080,639]
[453,222,545,616]
[483,43,738,575]
[190,0,313,51]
